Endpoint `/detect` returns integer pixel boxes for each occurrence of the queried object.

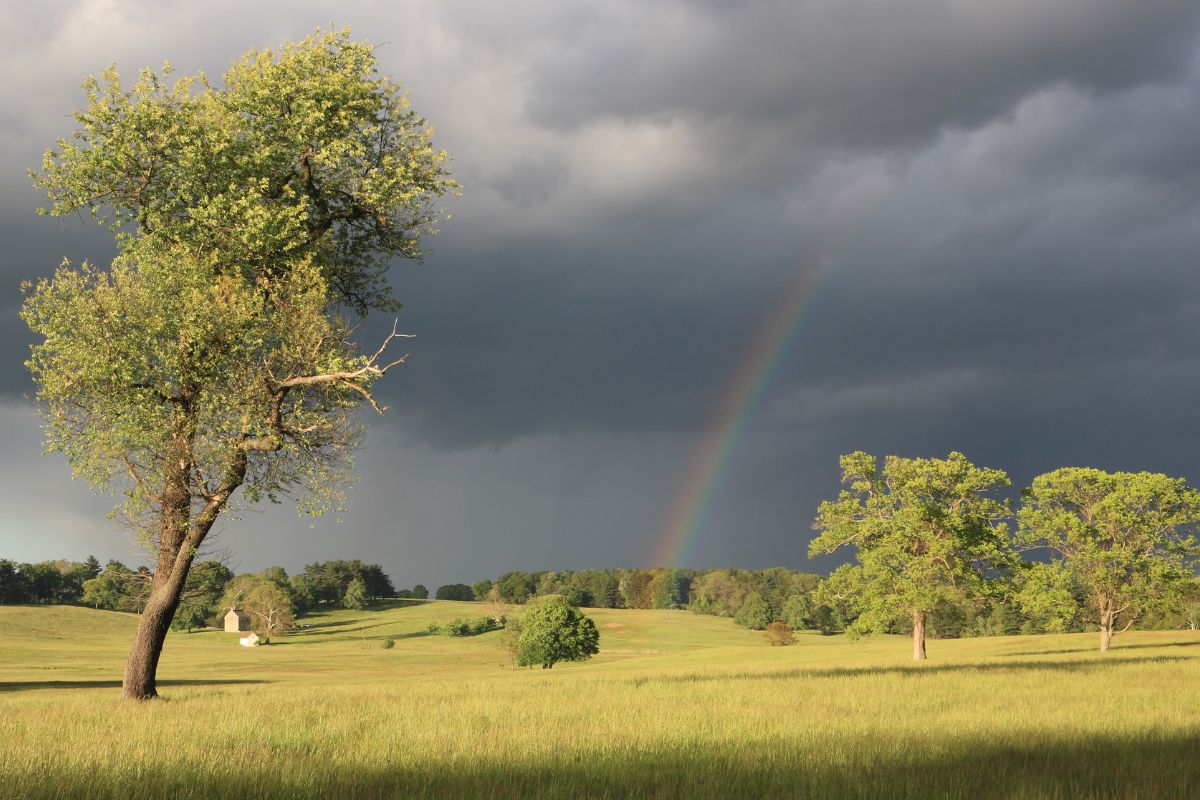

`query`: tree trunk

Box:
[122,524,199,698]
[122,573,189,699]
[122,413,196,700]
[121,410,251,699]
[1099,608,1115,653]
[912,610,927,661]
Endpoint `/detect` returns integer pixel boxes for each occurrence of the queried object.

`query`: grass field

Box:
[3,601,1200,799]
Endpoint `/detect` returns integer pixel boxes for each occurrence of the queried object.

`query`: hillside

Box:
[3,602,1200,798]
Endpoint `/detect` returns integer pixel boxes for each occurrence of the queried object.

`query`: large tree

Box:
[809,451,1012,660]
[241,579,297,643]
[1015,467,1200,652]
[23,30,455,699]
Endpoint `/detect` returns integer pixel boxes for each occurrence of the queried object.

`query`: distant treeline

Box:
[8,557,1198,639]
[0,558,418,633]
[463,568,843,633]
[0,557,110,606]
[462,567,1200,638]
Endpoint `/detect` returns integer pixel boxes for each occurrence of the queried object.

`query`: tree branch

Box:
[273,320,411,413]
[123,455,163,504]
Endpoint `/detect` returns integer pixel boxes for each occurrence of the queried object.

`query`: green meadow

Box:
[3,601,1199,799]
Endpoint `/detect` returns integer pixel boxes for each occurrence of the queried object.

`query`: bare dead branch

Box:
[270,320,410,415]
[339,377,387,414]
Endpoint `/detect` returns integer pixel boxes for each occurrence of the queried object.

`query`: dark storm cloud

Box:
[2,2,1200,583]
[0,216,115,395]
[380,75,1200,452]
[525,0,1200,150]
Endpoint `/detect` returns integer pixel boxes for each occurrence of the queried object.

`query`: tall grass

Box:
[2,602,1198,798]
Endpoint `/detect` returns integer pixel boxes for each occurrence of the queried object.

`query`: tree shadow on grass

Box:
[1002,638,1200,657]
[0,678,272,693]
[373,598,431,610]
[293,617,365,631]
[629,653,1196,687]
[372,630,431,641]
[288,621,420,638]
[11,730,1200,799]
[297,600,427,626]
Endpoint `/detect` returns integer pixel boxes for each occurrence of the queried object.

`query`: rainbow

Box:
[648,184,887,568]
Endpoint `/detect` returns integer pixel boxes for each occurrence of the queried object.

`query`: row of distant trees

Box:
[464,568,821,621]
[458,556,1199,646]
[0,556,109,606]
[0,558,414,636]
[11,549,1200,648]
[460,566,1034,635]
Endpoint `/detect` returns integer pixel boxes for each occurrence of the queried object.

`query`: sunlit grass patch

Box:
[2,603,1199,798]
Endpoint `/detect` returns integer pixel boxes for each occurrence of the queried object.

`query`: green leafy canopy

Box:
[809,451,1013,638]
[22,29,457,538]
[516,595,600,669]
[1013,467,1200,641]
[32,27,457,315]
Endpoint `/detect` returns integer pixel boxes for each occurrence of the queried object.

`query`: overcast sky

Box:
[3,1,1200,588]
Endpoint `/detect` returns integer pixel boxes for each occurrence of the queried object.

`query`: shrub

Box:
[381,638,395,649]
[429,617,502,637]
[764,621,795,646]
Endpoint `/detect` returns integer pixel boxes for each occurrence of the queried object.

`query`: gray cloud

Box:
[2,2,1200,585]
[525,1,1200,148]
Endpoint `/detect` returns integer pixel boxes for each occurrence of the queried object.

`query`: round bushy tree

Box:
[516,595,600,669]
[780,594,813,630]
[1015,467,1200,652]
[435,583,474,601]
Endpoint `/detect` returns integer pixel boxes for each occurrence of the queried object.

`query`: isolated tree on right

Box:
[1014,467,1200,652]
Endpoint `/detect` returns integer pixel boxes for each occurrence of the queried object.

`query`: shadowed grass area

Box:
[0,678,272,693]
[10,731,1200,800]
[3,602,1200,798]
[1002,639,1200,656]
[631,652,1195,685]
